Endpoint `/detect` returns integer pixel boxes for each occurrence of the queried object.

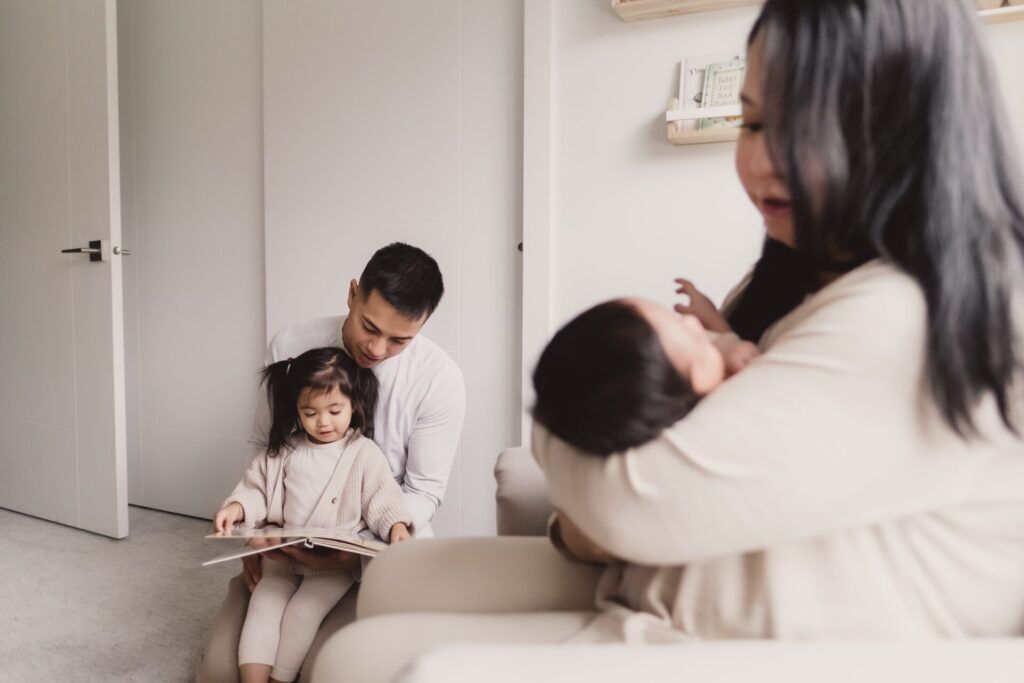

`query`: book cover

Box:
[679,52,741,132]
[698,58,746,131]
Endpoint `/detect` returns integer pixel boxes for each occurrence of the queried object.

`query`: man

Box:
[197,243,465,682]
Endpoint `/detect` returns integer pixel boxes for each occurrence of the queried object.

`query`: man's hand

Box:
[674,278,731,334]
[241,536,280,592]
[554,510,617,565]
[242,553,262,592]
[277,545,361,573]
[213,502,243,533]
[389,522,411,544]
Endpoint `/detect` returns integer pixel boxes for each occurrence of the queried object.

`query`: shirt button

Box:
[331,497,338,504]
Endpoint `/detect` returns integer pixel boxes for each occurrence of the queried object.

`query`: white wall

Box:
[262,0,523,537]
[119,0,265,519]
[987,23,1024,157]
[549,1,764,332]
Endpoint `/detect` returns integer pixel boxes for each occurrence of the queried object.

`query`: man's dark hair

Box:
[359,243,444,320]
[532,300,701,456]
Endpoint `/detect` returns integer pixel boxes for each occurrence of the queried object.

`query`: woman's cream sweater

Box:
[534,261,1024,641]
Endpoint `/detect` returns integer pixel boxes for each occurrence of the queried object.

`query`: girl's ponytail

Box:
[350,364,379,439]
[260,358,295,457]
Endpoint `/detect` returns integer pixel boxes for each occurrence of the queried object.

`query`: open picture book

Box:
[203,526,387,567]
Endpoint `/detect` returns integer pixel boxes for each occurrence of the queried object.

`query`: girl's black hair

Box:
[532,300,701,456]
[740,0,1024,435]
[260,347,378,456]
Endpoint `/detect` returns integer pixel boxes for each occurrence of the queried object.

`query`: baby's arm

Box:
[674,278,732,334]
[709,331,760,377]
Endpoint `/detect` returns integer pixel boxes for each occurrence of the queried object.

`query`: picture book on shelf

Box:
[678,53,745,132]
[699,58,746,130]
[679,52,737,130]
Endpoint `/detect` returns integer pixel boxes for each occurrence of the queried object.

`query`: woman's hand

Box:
[674,278,732,334]
[715,334,761,377]
[389,522,412,543]
[554,510,617,565]
[213,502,243,533]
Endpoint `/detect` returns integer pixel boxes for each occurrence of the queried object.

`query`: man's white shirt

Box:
[248,315,466,537]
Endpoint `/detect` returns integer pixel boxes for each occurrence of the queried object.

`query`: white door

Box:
[0,0,128,538]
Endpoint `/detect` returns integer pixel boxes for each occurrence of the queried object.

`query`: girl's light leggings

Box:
[238,558,354,682]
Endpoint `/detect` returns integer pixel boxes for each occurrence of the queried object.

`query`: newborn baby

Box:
[532,298,758,456]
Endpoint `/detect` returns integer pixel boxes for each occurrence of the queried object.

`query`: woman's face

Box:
[736,33,796,248]
[629,299,724,395]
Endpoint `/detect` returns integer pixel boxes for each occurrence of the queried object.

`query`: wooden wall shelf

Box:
[980,5,1024,24]
[613,0,1024,24]
[666,97,741,145]
[612,0,760,21]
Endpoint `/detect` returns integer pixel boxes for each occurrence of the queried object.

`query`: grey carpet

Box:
[0,505,238,682]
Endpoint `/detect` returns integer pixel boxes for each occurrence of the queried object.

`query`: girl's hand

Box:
[389,522,411,544]
[213,502,244,533]
[674,278,732,334]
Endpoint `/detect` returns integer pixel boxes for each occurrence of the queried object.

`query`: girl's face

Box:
[736,33,796,248]
[297,386,352,444]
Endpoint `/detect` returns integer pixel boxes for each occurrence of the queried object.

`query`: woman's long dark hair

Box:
[260,347,378,456]
[745,0,1024,435]
[532,300,701,456]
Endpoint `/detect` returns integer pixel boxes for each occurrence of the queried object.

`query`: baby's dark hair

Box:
[532,300,701,457]
[261,347,378,456]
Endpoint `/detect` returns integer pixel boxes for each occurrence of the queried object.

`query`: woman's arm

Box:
[535,265,980,566]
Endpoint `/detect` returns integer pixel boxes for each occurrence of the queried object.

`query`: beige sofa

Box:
[308,446,1024,682]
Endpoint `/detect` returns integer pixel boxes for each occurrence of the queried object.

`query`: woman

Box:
[539,0,1024,640]
[315,0,1024,677]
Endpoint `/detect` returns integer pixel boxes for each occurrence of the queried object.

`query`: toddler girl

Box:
[213,347,412,683]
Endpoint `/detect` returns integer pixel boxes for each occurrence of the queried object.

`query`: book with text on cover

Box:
[202,525,387,567]
[699,58,746,131]
[679,52,741,132]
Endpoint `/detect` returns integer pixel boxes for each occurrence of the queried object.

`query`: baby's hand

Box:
[389,522,411,544]
[674,278,731,334]
[721,338,760,376]
[213,502,244,533]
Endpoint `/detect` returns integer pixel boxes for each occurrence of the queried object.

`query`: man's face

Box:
[342,280,427,369]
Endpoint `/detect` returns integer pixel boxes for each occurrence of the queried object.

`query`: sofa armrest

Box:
[358,537,600,620]
[494,446,553,536]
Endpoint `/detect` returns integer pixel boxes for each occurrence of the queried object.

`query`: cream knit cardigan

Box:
[534,260,1024,641]
[224,431,412,574]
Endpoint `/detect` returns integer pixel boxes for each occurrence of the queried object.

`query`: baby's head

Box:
[532,298,724,456]
[261,347,378,455]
